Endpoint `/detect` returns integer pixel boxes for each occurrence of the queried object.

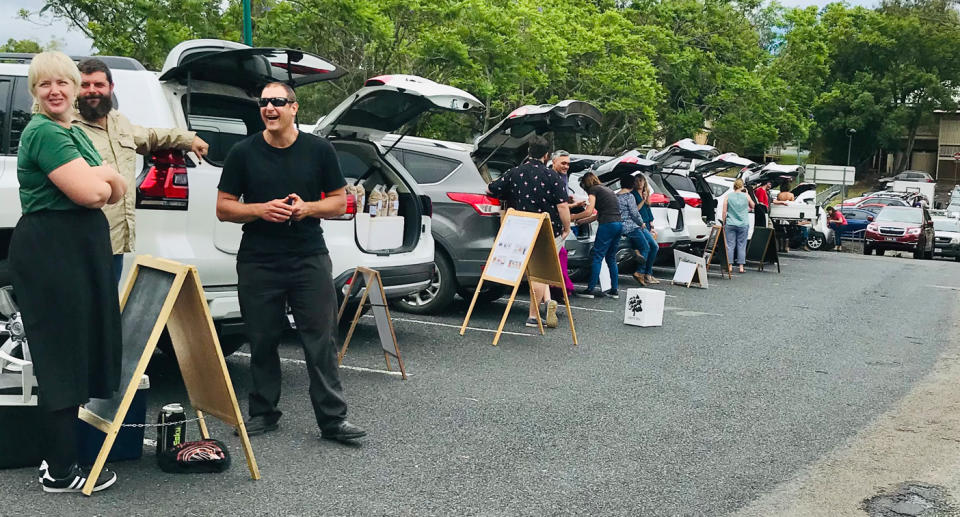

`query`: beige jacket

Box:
[74,110,195,254]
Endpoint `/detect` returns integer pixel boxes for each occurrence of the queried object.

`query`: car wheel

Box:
[807,232,825,251]
[955,254,960,262]
[863,244,872,256]
[875,247,884,256]
[393,251,456,315]
[568,264,589,282]
[914,246,923,259]
[615,247,637,273]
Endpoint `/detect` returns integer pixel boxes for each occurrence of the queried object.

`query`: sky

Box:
[2,0,879,56]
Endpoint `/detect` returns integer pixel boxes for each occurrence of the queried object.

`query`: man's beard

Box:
[77,94,112,120]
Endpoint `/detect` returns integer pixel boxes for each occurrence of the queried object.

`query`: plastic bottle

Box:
[387,185,399,216]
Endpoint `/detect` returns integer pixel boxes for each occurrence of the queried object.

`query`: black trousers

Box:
[237,253,348,429]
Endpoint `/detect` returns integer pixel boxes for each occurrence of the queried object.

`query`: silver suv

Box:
[384,100,602,314]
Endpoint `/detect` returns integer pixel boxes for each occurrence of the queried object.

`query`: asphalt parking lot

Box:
[3,249,960,515]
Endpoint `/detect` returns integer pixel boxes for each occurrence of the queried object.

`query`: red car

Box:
[864,206,935,258]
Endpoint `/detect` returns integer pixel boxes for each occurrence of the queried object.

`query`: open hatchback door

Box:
[315,75,482,142]
[473,100,602,177]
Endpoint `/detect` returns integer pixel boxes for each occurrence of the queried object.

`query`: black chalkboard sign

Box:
[77,256,260,495]
[703,225,731,277]
[746,227,781,272]
[84,267,174,422]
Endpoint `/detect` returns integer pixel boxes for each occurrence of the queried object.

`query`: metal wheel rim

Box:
[807,235,823,249]
[402,264,442,307]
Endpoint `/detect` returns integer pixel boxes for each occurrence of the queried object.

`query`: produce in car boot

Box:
[387,185,399,216]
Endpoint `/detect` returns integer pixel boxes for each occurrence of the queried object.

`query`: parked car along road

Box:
[932,217,960,261]
[384,100,601,314]
[864,206,935,258]
[879,170,935,185]
[0,42,460,356]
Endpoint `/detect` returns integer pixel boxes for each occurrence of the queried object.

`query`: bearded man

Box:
[74,58,209,283]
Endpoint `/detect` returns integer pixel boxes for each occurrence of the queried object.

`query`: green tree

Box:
[0,38,61,53]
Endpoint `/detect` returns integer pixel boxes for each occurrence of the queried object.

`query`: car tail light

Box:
[136,150,188,210]
[682,196,701,208]
[928,178,935,183]
[658,242,672,248]
[649,193,670,207]
[447,192,500,216]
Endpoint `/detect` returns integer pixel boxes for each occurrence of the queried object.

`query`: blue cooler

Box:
[78,374,150,464]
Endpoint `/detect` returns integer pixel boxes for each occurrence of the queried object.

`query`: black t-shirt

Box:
[218,131,346,262]
[588,184,621,224]
[487,158,567,236]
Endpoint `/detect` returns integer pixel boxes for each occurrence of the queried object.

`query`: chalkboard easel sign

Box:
[702,225,731,278]
[337,267,407,380]
[77,256,260,495]
[745,227,781,272]
[460,209,577,346]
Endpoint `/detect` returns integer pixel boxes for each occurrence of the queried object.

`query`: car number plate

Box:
[885,237,898,241]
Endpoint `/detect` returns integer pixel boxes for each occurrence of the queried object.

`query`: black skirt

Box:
[9,209,122,411]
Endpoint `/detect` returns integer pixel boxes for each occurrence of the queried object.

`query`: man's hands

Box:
[260,196,295,223]
[259,193,315,223]
[191,136,209,163]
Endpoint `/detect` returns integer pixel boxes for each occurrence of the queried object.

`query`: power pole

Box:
[243,0,253,46]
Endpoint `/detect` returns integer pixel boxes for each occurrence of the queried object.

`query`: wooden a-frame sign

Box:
[702,225,731,279]
[78,256,259,496]
[460,209,578,346]
[337,267,407,380]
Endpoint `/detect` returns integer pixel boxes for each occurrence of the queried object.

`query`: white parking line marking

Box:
[234,352,405,377]
[363,315,537,337]
[512,299,614,313]
[930,285,960,291]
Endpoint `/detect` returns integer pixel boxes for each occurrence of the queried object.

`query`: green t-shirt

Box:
[17,114,103,214]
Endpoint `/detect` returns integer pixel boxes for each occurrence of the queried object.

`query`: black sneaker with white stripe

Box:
[40,463,117,493]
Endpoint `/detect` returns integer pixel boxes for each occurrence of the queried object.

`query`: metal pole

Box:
[845,134,852,204]
[243,0,253,46]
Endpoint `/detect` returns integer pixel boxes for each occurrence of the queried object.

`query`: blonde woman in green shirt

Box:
[9,51,126,493]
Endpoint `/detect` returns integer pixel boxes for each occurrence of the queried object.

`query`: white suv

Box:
[0,41,481,355]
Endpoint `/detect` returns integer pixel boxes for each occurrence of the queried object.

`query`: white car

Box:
[0,41,481,355]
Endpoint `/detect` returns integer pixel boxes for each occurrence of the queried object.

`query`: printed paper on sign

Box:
[485,216,540,283]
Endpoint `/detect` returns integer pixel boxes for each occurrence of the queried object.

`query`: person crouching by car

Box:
[826,206,847,251]
[573,172,622,299]
[616,175,657,286]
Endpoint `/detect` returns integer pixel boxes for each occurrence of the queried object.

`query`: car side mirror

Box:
[867,216,874,222]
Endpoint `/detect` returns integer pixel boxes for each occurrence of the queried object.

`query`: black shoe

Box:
[525,317,539,328]
[576,288,602,299]
[321,420,367,442]
[604,289,619,299]
[40,463,117,493]
[235,415,279,437]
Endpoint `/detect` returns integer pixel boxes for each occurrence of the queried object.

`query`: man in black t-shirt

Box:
[216,82,366,442]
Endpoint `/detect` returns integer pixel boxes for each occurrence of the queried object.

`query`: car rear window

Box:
[663,174,697,193]
[399,150,461,184]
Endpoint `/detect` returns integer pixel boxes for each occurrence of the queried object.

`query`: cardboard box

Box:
[623,288,665,327]
[356,213,404,251]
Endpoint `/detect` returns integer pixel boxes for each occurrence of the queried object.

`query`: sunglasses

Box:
[258,97,294,108]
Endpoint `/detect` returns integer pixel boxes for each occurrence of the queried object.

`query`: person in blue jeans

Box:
[616,174,658,286]
[721,179,754,273]
[826,206,847,251]
[573,172,622,299]
[630,174,660,285]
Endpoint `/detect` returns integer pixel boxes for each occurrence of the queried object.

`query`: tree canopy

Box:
[21,0,960,169]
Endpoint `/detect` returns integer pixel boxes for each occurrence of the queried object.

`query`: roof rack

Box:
[0,53,146,71]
